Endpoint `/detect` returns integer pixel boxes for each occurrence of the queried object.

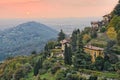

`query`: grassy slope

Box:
[89,33,108,48]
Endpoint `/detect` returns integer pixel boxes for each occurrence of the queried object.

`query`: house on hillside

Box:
[91,21,102,31]
[103,14,112,22]
[60,39,71,52]
[84,45,104,62]
[91,14,112,31]
[91,22,99,28]
[102,14,112,26]
[50,39,71,58]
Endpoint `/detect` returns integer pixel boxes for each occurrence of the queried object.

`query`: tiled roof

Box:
[91,22,98,24]
[60,39,70,44]
[84,45,104,51]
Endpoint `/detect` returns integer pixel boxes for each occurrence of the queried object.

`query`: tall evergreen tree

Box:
[74,34,84,68]
[71,30,77,51]
[71,29,80,52]
[34,58,43,76]
[58,29,65,41]
[64,44,72,65]
[77,33,84,53]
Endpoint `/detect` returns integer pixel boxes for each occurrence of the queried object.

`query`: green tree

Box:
[64,44,72,65]
[44,41,56,52]
[91,29,97,38]
[58,29,65,41]
[100,27,106,33]
[31,51,37,55]
[71,30,78,51]
[77,34,83,53]
[34,58,43,76]
[74,34,91,69]
[117,30,120,45]
[94,56,104,71]
[103,61,112,71]
[113,1,120,16]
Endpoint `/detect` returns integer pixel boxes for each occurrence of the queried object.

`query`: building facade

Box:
[84,45,104,62]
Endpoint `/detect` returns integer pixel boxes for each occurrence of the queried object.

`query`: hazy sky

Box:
[0,0,118,18]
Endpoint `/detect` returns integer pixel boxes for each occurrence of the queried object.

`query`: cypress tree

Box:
[74,34,84,68]
[71,29,80,52]
[67,46,72,65]
[77,34,83,53]
[64,44,72,65]
[71,30,77,51]
[34,58,43,76]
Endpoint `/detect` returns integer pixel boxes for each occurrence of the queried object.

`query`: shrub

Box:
[55,70,66,80]
[43,60,52,70]
[39,69,47,75]
[51,63,61,74]
[89,75,98,80]
[100,27,106,33]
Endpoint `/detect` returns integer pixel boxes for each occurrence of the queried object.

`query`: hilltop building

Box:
[91,14,112,30]
[84,45,104,62]
[91,22,99,28]
[60,39,71,52]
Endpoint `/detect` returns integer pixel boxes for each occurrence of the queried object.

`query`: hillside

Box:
[0,1,120,80]
[0,21,58,61]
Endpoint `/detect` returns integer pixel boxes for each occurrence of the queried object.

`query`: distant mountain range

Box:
[0,17,102,34]
[0,21,58,60]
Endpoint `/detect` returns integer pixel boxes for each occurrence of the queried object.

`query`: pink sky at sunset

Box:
[0,0,118,18]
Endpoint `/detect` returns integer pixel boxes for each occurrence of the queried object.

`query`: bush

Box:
[89,75,98,80]
[55,70,66,80]
[66,74,86,80]
[51,63,61,74]
[14,68,26,80]
[100,27,106,33]
[39,69,47,75]
[43,60,52,70]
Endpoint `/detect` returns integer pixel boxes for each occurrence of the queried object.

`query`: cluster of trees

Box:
[113,0,120,16]
[70,29,92,69]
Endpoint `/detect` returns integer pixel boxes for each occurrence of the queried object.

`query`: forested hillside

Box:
[0,21,58,61]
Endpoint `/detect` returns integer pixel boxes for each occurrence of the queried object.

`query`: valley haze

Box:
[0,17,102,34]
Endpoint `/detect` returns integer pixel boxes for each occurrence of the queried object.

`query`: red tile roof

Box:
[60,39,70,44]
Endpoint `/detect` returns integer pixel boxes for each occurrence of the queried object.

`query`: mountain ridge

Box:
[0,21,58,61]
